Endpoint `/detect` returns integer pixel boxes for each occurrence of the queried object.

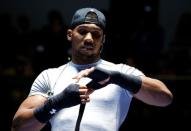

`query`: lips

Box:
[81,42,94,50]
[82,45,94,50]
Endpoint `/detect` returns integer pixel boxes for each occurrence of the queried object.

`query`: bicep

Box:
[14,95,47,118]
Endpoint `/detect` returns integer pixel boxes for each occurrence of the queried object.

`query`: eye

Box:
[78,29,88,35]
[91,31,101,39]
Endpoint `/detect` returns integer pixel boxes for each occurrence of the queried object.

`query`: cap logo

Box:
[84,10,99,24]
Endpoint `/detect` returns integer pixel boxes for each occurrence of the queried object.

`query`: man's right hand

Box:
[33,83,90,123]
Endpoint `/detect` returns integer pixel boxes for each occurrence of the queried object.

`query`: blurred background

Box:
[0,0,190,130]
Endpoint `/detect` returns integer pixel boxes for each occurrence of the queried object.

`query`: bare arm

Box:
[73,67,173,107]
[134,76,173,107]
[11,95,47,131]
[11,85,91,131]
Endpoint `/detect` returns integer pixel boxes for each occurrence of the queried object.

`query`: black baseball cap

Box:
[70,7,106,30]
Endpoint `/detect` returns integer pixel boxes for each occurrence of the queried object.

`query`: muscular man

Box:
[12,7,173,131]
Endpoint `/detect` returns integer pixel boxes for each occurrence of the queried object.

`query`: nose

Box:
[84,32,93,43]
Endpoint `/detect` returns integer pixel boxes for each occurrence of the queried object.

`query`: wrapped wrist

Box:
[33,84,81,123]
[110,72,142,94]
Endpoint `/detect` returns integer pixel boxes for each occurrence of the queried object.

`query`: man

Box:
[12,7,173,131]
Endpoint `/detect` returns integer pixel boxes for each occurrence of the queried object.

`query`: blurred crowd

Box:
[0,8,191,131]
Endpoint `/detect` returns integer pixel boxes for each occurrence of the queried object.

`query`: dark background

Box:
[0,0,191,130]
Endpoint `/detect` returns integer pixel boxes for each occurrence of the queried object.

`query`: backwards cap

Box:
[70,7,106,30]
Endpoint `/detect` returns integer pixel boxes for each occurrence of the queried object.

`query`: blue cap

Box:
[70,8,106,30]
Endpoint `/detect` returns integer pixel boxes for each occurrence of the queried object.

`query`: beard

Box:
[74,49,100,64]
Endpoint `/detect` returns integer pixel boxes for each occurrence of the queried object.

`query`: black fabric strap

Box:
[33,84,81,123]
[75,104,86,131]
[88,67,142,94]
[74,80,105,131]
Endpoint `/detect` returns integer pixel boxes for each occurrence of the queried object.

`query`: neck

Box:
[72,56,100,65]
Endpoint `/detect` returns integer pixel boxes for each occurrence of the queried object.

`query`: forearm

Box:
[78,67,173,106]
[12,108,45,131]
[12,95,48,131]
[88,67,142,94]
[134,76,173,107]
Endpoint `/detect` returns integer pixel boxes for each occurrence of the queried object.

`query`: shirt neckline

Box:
[69,59,102,70]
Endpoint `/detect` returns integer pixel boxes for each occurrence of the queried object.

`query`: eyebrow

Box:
[77,25,102,31]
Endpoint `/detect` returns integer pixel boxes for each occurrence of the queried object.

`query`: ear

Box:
[100,44,104,54]
[67,29,72,41]
[102,35,105,43]
[100,35,105,54]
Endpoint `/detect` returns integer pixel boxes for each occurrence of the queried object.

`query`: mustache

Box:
[82,42,95,48]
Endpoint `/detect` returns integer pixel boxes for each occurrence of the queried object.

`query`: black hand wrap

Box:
[86,80,103,90]
[34,84,81,123]
[88,67,142,94]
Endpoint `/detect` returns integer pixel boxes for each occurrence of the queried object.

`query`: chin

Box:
[77,49,98,57]
[80,50,94,55]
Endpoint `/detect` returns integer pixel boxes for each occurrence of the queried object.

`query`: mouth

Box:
[82,45,94,50]
[79,45,95,55]
[81,42,94,50]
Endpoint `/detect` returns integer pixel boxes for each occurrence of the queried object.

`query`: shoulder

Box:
[117,63,145,76]
[99,59,144,76]
[98,59,116,67]
[35,63,69,82]
[29,63,69,97]
[41,63,68,75]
